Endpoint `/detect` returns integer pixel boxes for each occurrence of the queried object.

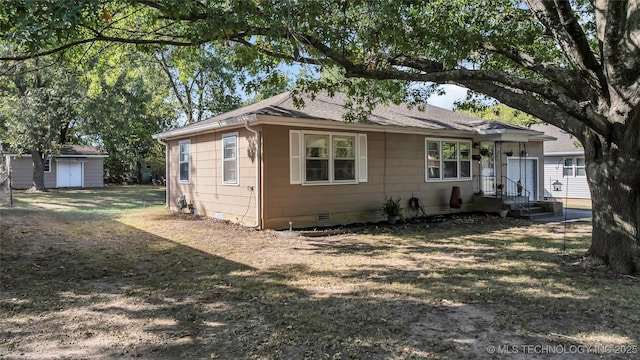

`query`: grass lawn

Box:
[1,186,638,359]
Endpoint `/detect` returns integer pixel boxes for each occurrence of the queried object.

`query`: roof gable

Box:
[529,124,584,154]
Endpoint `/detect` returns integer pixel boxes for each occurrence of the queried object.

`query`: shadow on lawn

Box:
[1,204,637,359]
[11,186,165,213]
[1,206,438,359]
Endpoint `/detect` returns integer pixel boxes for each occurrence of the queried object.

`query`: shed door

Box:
[57,162,83,187]
[506,158,538,201]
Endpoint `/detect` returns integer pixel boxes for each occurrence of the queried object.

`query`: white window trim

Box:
[178,140,191,184]
[44,158,51,173]
[222,132,239,186]
[425,138,473,182]
[563,156,586,177]
[301,130,362,186]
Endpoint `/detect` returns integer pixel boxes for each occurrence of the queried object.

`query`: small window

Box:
[576,157,585,176]
[222,133,238,185]
[43,158,51,173]
[179,140,190,183]
[426,141,441,180]
[563,158,574,177]
[333,136,355,181]
[426,139,472,181]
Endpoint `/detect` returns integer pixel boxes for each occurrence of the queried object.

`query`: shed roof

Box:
[2,145,107,157]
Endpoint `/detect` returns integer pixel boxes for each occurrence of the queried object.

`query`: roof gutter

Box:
[242,115,260,228]
[153,117,246,141]
[156,137,170,208]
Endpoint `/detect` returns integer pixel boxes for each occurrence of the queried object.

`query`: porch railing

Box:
[474,175,531,213]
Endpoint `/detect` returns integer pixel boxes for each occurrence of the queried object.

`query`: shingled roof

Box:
[155,91,543,139]
[529,124,584,154]
[58,145,108,157]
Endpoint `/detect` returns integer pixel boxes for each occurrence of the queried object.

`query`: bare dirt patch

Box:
[1,188,638,359]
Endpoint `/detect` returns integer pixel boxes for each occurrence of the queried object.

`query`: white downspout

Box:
[156,137,169,208]
[243,117,260,228]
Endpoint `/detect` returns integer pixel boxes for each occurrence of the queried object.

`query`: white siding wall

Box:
[543,155,590,199]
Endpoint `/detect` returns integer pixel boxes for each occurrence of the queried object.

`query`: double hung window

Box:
[179,140,190,183]
[290,131,366,185]
[222,133,238,185]
[426,139,472,181]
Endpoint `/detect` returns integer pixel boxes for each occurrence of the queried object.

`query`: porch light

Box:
[552,180,563,191]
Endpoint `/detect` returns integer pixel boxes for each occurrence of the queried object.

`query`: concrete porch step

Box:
[508,206,556,219]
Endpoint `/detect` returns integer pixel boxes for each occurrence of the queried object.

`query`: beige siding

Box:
[8,157,56,189]
[167,128,259,225]
[9,156,104,189]
[82,158,105,187]
[262,125,477,229]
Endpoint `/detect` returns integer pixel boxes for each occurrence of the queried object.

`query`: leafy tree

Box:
[153,45,242,124]
[0,58,85,191]
[80,48,175,183]
[2,1,638,273]
[456,103,542,127]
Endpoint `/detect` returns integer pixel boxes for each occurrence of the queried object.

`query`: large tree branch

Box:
[459,80,590,139]
[480,43,591,97]
[526,1,608,99]
[297,32,612,136]
[231,37,327,66]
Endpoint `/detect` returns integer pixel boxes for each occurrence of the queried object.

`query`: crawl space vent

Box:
[316,213,330,221]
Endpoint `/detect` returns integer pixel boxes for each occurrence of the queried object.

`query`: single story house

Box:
[153,92,551,229]
[3,145,108,189]
[529,123,590,203]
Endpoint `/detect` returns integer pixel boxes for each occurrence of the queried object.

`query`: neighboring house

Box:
[153,92,550,229]
[530,124,590,201]
[4,145,108,189]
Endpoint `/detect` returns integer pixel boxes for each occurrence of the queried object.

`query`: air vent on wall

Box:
[316,214,330,221]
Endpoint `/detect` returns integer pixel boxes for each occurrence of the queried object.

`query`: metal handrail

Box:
[474,175,531,213]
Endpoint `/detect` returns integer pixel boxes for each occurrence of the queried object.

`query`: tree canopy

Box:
[1,0,639,273]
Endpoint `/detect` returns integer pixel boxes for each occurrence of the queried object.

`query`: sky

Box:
[425,84,468,110]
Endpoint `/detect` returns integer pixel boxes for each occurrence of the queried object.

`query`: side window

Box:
[222,133,238,185]
[44,158,51,173]
[179,140,190,183]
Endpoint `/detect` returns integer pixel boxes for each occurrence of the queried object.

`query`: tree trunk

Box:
[586,150,640,274]
[31,150,47,192]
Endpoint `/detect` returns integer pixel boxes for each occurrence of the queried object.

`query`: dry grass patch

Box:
[1,187,638,359]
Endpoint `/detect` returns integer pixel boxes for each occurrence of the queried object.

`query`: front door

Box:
[506,158,538,200]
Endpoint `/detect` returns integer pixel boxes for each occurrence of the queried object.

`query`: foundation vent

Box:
[316,213,330,221]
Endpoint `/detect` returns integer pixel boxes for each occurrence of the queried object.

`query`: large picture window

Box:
[222,133,238,185]
[425,139,472,181]
[178,140,190,183]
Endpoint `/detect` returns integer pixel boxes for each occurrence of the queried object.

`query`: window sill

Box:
[302,181,359,186]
